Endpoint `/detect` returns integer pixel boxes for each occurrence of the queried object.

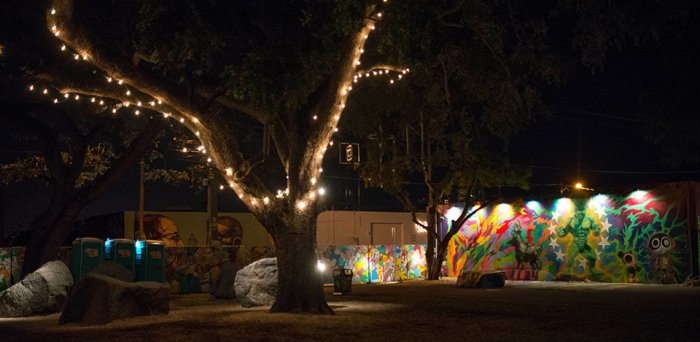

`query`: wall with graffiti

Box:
[317,245,427,283]
[444,183,695,284]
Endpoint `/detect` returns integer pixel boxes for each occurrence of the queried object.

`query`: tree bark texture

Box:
[261,211,332,314]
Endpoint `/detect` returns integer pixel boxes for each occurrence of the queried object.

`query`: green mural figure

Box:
[557,207,600,274]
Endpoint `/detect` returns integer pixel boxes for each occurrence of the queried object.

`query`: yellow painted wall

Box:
[124,211,271,247]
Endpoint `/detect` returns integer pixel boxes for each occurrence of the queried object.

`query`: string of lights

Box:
[12,1,410,212]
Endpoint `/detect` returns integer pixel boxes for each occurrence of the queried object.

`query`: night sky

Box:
[1,4,699,239]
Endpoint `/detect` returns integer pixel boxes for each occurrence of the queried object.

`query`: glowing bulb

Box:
[74,54,79,60]
[180,118,185,123]
[149,101,155,106]
[112,108,117,113]
[317,260,326,272]
[126,90,131,96]
[29,85,34,91]
[82,55,88,60]
[390,80,394,84]
[134,110,140,115]
[124,102,130,107]
[377,12,382,17]
[43,89,48,94]
[53,99,58,103]
[319,168,324,173]
[51,8,56,15]
[575,183,583,189]
[329,141,334,146]
[263,197,270,205]
[118,80,123,85]
[91,97,95,102]
[195,131,200,136]
[54,31,60,37]
[99,100,104,105]
[137,101,142,106]
[313,115,318,120]
[311,177,317,185]
[157,100,162,104]
[74,95,79,100]
[60,44,66,51]
[333,128,338,132]
[207,157,212,163]
[182,147,188,153]
[219,185,224,190]
[64,93,69,98]
[296,201,307,210]
[51,25,57,31]
[107,77,112,82]
[193,118,199,123]
[226,168,233,176]
[318,187,326,196]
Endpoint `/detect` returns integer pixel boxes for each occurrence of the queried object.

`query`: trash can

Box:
[333,268,353,295]
[70,237,104,281]
[135,240,165,282]
[104,238,135,271]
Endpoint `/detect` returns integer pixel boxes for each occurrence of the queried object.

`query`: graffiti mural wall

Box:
[445,183,693,284]
[318,245,427,283]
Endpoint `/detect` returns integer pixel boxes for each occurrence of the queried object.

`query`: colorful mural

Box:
[318,245,427,283]
[444,183,692,284]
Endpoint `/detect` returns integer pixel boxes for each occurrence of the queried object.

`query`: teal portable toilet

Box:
[70,237,104,281]
[135,240,165,282]
[104,238,135,271]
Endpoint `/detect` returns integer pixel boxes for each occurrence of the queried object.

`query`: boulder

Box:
[88,262,135,283]
[0,260,73,317]
[234,257,277,307]
[59,273,169,325]
[210,261,240,299]
[457,270,506,288]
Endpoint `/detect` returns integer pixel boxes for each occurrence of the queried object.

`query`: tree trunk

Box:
[263,210,332,314]
[426,205,440,280]
[21,205,82,277]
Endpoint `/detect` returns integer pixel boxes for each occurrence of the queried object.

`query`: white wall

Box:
[316,210,427,246]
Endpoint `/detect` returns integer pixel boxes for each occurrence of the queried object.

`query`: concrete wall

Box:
[316,210,427,246]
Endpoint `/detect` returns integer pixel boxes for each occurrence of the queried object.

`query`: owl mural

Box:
[647,233,678,284]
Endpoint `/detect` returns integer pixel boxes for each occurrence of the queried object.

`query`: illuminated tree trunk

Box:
[261,211,331,314]
[425,204,439,280]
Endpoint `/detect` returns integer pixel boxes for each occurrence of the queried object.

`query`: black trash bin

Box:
[333,268,353,295]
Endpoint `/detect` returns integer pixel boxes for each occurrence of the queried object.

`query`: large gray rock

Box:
[210,261,240,299]
[0,260,73,317]
[59,273,169,325]
[88,261,135,283]
[456,270,506,288]
[234,257,277,307]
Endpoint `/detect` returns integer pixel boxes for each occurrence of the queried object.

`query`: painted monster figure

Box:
[557,208,600,274]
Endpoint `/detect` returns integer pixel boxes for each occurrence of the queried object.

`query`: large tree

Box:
[0,0,402,313]
[0,86,164,276]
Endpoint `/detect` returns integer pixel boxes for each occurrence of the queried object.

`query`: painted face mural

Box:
[444,183,690,284]
[137,214,184,248]
[212,216,243,247]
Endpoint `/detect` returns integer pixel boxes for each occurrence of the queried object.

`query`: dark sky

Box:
[2,11,700,238]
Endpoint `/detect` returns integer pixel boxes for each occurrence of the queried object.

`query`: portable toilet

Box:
[104,238,135,271]
[70,237,104,281]
[135,240,165,282]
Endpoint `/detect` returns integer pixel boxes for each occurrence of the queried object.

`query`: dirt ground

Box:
[1,279,699,341]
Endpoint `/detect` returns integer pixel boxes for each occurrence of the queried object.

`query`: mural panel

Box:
[444,184,691,284]
[318,245,427,284]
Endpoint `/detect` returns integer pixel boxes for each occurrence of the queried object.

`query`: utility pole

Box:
[137,157,146,240]
[206,176,218,247]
